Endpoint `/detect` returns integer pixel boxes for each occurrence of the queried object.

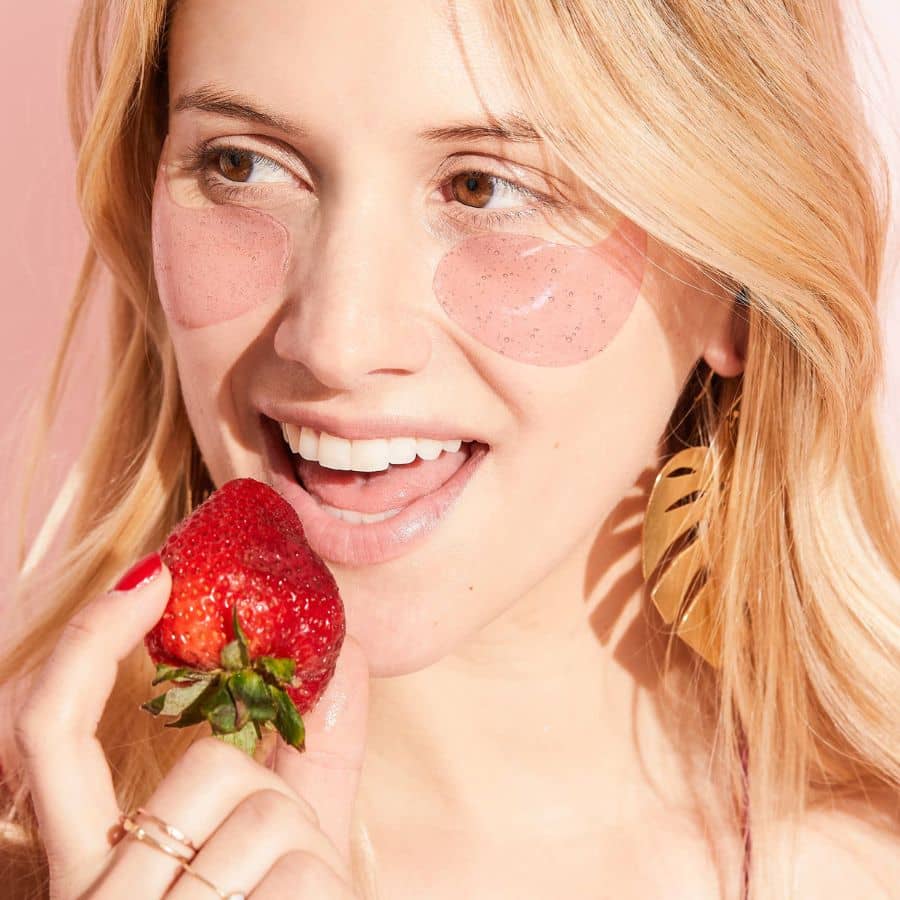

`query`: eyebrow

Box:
[173,85,306,138]
[417,114,542,144]
[172,84,543,145]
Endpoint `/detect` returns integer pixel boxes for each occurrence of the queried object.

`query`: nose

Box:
[272,203,433,391]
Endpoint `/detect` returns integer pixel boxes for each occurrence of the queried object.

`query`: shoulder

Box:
[791,795,900,900]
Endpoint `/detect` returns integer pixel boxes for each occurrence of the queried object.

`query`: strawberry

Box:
[141,477,345,757]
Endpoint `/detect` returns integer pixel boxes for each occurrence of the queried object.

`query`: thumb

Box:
[271,634,370,864]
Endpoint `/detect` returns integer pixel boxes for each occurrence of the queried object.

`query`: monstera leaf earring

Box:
[641,285,747,668]
[641,394,738,669]
[641,444,722,667]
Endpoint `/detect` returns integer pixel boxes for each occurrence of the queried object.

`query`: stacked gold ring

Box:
[119,807,197,862]
[118,808,246,898]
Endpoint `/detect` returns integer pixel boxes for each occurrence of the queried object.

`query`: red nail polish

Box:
[113,552,162,591]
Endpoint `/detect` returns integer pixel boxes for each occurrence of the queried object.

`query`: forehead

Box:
[167,0,524,140]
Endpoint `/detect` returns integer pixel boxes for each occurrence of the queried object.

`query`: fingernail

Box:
[113,552,162,591]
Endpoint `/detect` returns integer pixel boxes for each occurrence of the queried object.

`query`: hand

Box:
[13,555,370,899]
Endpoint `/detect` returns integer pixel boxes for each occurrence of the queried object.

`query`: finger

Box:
[164,789,349,900]
[14,554,171,875]
[272,634,370,866]
[250,850,356,900]
[98,735,315,897]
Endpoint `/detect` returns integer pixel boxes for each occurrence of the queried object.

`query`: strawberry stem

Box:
[220,605,251,670]
[142,605,306,756]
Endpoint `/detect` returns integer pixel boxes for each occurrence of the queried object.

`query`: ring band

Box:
[176,858,247,900]
[133,807,198,851]
[120,812,195,862]
[117,809,245,898]
[120,807,198,862]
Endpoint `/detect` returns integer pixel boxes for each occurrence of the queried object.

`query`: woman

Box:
[1,0,898,897]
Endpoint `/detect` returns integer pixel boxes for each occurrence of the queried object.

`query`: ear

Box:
[702,289,748,378]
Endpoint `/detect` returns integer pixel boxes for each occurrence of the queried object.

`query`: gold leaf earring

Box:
[641,289,746,666]
[640,436,729,669]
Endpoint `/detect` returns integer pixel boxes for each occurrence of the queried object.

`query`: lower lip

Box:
[264,419,490,567]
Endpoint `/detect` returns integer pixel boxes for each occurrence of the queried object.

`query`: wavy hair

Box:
[1,1,898,898]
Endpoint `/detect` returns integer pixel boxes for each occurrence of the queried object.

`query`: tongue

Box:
[294,446,470,513]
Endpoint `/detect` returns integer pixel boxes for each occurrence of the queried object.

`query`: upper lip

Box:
[259,402,489,444]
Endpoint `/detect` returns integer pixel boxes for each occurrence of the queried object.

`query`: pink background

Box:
[1,2,898,585]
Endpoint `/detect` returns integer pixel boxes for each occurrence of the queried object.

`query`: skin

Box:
[153,0,747,896]
[159,0,744,679]
[18,0,898,898]
[153,150,649,364]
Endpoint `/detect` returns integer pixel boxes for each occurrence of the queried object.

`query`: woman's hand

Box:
[13,555,370,899]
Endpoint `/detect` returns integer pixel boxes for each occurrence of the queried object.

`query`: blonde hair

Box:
[2,1,899,898]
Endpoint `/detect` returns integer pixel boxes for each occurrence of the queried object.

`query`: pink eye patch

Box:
[151,150,646,365]
[432,216,647,366]
[151,167,291,329]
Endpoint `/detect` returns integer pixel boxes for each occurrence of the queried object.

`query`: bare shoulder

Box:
[791,792,900,900]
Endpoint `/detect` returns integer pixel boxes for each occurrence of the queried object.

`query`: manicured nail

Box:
[113,552,162,591]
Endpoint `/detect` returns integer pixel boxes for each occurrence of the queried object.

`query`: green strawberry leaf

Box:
[257,656,296,684]
[232,605,251,659]
[220,640,244,671]
[141,679,212,717]
[218,719,258,756]
[151,663,180,685]
[221,605,251,670]
[151,663,214,686]
[162,678,223,728]
[268,684,305,752]
[200,682,238,734]
[231,693,250,731]
[228,670,276,723]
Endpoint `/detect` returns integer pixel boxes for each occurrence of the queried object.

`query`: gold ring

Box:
[176,856,247,900]
[133,807,198,851]
[119,811,195,863]
[118,810,244,898]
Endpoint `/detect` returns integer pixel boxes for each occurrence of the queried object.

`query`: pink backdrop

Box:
[1,1,898,586]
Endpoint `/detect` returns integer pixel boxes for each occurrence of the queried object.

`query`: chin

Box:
[330,560,491,677]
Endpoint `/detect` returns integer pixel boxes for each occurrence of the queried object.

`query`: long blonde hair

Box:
[2,1,898,898]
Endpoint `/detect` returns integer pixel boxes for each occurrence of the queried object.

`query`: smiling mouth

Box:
[260,413,489,523]
[258,411,490,566]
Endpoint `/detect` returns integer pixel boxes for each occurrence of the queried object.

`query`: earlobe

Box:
[702,289,749,378]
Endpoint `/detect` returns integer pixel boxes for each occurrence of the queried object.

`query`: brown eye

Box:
[449,172,496,208]
[218,149,254,182]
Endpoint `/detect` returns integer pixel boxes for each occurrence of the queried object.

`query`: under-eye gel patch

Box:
[151,166,291,329]
[151,140,646,362]
[432,217,646,366]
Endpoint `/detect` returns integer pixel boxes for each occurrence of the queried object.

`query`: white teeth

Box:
[316,432,353,470]
[298,426,319,461]
[282,421,301,454]
[350,438,391,472]
[317,501,403,524]
[387,436,417,465]
[280,422,472,472]
[415,438,444,461]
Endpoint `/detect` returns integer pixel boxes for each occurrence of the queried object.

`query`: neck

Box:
[358,468,716,845]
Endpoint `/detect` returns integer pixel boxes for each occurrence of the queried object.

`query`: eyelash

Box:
[180,140,557,230]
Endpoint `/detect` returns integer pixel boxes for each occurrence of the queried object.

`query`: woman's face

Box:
[159,0,743,676]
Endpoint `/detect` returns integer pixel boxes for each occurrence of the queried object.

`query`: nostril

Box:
[271,302,433,391]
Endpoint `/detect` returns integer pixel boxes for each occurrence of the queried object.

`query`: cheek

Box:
[151,171,291,329]
[433,217,646,366]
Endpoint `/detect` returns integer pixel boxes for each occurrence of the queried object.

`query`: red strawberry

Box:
[141,477,345,756]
